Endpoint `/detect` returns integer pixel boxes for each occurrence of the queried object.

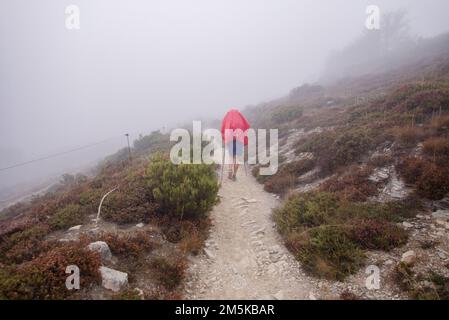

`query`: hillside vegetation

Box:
[248,36,449,298]
[0,132,218,299]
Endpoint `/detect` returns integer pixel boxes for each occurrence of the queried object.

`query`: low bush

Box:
[102,174,158,224]
[94,231,156,259]
[49,204,86,230]
[282,159,315,177]
[394,264,449,300]
[150,256,186,290]
[176,219,210,255]
[0,224,53,264]
[320,166,378,202]
[146,155,218,220]
[273,192,339,233]
[274,191,412,280]
[415,163,449,200]
[397,156,449,200]
[263,173,296,195]
[391,126,426,147]
[251,165,271,184]
[271,105,303,124]
[295,128,376,174]
[0,243,101,299]
[348,219,408,251]
[296,226,365,281]
[396,157,425,184]
[432,114,449,131]
[422,137,449,159]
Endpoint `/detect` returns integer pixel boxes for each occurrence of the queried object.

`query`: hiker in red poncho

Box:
[220,109,250,181]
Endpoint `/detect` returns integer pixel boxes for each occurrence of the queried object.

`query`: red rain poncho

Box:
[220,109,250,145]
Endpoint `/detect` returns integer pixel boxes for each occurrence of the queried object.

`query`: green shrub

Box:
[0,243,101,300]
[146,156,218,220]
[297,226,365,281]
[273,192,339,233]
[49,204,86,230]
[274,191,413,280]
[102,174,158,224]
[295,128,375,174]
[271,105,303,124]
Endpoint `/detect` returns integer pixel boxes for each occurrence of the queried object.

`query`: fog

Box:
[1,0,449,195]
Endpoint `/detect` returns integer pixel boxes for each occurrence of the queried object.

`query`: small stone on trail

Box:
[135,223,144,228]
[273,290,284,300]
[68,225,82,231]
[402,222,413,229]
[308,292,317,300]
[204,248,215,260]
[401,250,416,266]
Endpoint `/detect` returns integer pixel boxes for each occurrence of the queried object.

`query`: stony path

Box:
[184,168,316,300]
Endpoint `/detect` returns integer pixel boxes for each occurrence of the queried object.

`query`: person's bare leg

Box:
[233,156,239,179]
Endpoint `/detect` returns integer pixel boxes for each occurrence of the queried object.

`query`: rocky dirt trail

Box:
[184,168,316,300]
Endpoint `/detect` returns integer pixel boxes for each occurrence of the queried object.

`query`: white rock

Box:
[384,259,394,266]
[135,223,144,228]
[402,222,413,229]
[432,210,449,220]
[435,219,449,229]
[204,248,215,260]
[308,292,317,300]
[68,225,82,231]
[273,290,284,300]
[88,241,112,262]
[401,250,416,266]
[99,266,128,292]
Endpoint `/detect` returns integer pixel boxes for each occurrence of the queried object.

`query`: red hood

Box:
[221,109,250,145]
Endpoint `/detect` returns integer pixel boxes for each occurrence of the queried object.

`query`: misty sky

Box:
[1,0,449,189]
